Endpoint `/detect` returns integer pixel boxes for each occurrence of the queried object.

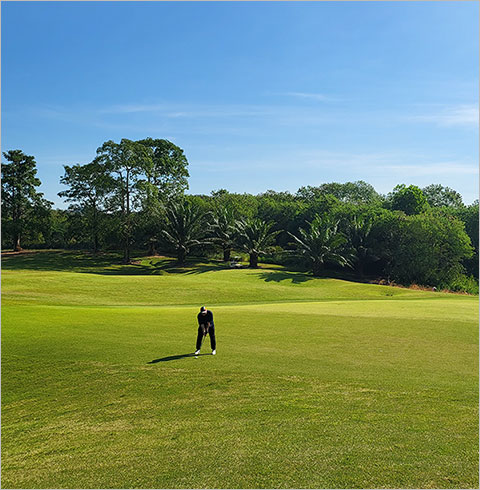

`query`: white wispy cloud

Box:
[98,103,167,114]
[376,162,478,177]
[193,149,478,176]
[99,103,275,118]
[275,91,338,102]
[26,100,479,141]
[189,149,478,203]
[412,104,479,127]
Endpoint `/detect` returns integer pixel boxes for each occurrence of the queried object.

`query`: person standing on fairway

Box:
[195,306,216,355]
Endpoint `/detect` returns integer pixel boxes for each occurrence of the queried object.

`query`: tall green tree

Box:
[1,150,52,251]
[387,184,428,215]
[450,202,479,279]
[210,207,238,262]
[422,184,464,208]
[257,191,305,248]
[136,138,189,254]
[296,193,340,224]
[236,218,279,268]
[390,211,473,287]
[288,216,351,276]
[297,181,382,204]
[45,209,70,249]
[160,199,211,265]
[58,159,114,253]
[96,139,150,263]
[138,138,189,198]
[344,215,377,278]
[210,189,259,219]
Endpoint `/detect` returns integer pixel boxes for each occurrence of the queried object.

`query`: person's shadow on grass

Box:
[148,353,210,363]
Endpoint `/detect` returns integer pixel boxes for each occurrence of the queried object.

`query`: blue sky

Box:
[2,1,478,206]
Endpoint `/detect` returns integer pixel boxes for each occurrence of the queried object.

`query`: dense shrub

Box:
[389,211,473,288]
[448,274,479,295]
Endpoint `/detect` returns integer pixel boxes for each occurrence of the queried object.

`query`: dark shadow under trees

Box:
[1,250,233,276]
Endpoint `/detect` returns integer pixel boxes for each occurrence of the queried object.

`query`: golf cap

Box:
[200,306,206,312]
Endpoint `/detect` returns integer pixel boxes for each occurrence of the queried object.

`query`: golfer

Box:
[195,306,216,355]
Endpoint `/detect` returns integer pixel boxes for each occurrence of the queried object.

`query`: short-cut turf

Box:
[2,251,478,488]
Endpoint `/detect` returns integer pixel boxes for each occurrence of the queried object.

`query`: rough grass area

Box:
[2,251,478,488]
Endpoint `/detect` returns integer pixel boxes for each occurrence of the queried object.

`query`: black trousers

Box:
[196,324,216,350]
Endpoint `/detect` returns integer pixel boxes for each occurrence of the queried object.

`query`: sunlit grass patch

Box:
[2,251,478,488]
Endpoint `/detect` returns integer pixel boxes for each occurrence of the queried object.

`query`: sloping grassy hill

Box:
[1,250,460,307]
[2,251,478,488]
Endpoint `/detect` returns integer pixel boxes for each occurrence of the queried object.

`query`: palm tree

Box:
[289,215,351,276]
[160,200,211,265]
[210,207,238,262]
[236,218,279,268]
[346,215,376,278]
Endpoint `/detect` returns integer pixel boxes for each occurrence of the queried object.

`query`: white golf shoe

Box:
[212,350,216,355]
[194,350,200,355]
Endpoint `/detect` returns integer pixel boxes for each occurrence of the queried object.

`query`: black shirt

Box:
[198,310,213,326]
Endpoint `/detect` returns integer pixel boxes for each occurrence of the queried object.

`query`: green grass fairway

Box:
[2,251,478,488]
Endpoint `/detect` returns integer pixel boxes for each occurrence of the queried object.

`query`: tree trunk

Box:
[122,224,131,264]
[123,170,131,264]
[93,234,99,254]
[356,260,365,278]
[13,233,22,252]
[312,261,323,277]
[13,205,22,251]
[92,204,99,254]
[123,245,130,264]
[223,247,231,262]
[177,247,186,266]
[148,240,157,256]
[92,217,99,254]
[249,252,258,268]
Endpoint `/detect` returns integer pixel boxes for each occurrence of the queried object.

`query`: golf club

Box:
[195,326,208,358]
[201,328,207,347]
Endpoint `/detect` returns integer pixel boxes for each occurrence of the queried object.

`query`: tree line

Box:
[2,140,478,293]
